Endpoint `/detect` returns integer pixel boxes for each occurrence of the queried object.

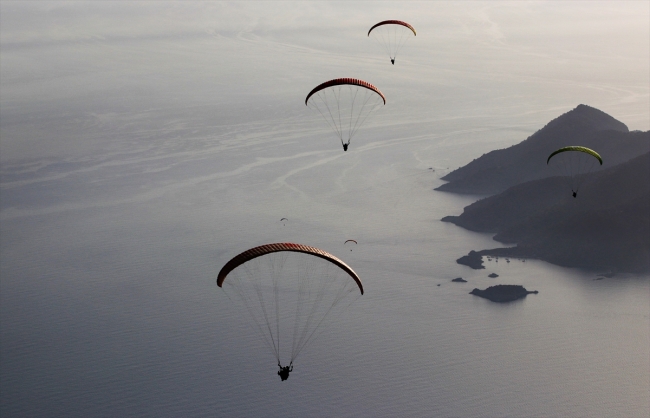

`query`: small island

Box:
[470,285,538,303]
[456,250,484,269]
[452,277,467,283]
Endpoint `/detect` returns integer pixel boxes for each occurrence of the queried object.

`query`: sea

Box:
[1,3,648,417]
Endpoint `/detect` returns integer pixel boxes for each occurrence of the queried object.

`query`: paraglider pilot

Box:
[391,58,395,65]
[278,362,293,381]
[342,140,350,152]
[572,190,577,198]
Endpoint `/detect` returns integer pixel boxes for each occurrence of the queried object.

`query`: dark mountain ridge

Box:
[436,105,649,195]
[443,152,650,273]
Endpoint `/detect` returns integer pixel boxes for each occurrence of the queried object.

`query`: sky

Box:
[1,1,648,164]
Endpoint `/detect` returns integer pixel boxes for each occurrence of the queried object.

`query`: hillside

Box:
[436,105,649,195]
[442,152,650,273]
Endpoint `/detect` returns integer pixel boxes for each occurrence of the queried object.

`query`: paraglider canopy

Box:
[305,78,385,106]
[547,146,603,165]
[367,20,417,37]
[217,242,363,294]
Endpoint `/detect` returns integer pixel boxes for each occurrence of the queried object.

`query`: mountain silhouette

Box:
[439,105,649,273]
[436,105,648,195]
[443,152,650,273]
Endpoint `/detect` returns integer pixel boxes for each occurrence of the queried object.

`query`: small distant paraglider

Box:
[344,239,358,251]
[547,146,602,198]
[280,217,288,226]
[368,20,416,65]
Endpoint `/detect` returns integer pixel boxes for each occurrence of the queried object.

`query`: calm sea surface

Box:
[2,117,648,417]
[1,4,649,416]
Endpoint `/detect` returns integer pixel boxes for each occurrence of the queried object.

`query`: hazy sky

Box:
[1,1,648,163]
